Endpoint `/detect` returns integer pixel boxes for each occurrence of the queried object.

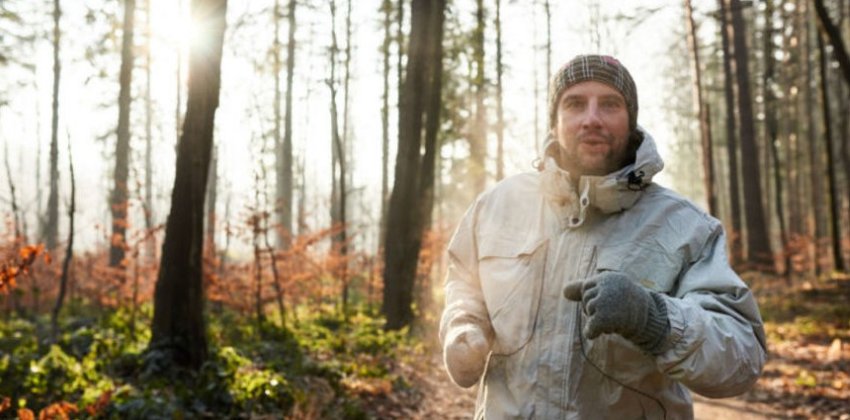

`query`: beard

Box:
[559,131,630,177]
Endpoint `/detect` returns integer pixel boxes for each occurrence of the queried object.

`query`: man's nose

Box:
[580,102,603,128]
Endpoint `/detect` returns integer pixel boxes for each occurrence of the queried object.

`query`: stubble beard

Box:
[560,132,627,178]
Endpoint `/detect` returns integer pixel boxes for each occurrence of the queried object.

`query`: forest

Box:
[0,0,848,418]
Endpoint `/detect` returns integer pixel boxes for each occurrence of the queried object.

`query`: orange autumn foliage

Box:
[37,401,78,420]
[0,243,49,294]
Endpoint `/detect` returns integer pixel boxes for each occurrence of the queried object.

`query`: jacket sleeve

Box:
[655,224,767,398]
[439,200,494,352]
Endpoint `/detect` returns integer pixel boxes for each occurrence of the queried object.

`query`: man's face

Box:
[553,81,631,177]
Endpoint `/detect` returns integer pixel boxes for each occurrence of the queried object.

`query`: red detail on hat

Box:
[601,55,621,67]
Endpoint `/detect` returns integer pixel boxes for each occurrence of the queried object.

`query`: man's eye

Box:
[564,100,583,109]
[602,100,622,109]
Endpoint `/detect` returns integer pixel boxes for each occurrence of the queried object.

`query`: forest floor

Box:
[358,272,850,419]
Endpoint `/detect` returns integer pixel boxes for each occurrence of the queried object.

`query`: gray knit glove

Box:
[563,271,670,355]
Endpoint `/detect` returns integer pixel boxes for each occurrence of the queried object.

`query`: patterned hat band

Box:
[548,55,638,131]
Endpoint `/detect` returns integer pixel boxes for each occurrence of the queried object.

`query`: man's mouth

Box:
[578,134,608,146]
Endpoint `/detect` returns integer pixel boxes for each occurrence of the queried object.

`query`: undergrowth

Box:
[0,302,415,419]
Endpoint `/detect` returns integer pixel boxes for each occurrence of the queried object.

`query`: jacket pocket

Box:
[477,234,548,355]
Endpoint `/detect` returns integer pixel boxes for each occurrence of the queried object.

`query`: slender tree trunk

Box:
[544,0,551,85]
[383,0,446,330]
[802,0,826,276]
[149,0,227,370]
[3,143,22,239]
[728,0,773,268]
[817,31,846,272]
[328,0,348,315]
[281,0,296,245]
[533,3,540,151]
[251,179,266,327]
[470,0,486,193]
[51,138,75,342]
[111,0,136,271]
[763,0,791,279]
[495,0,505,181]
[144,0,155,260]
[380,0,392,252]
[813,0,850,86]
[273,0,283,244]
[46,0,61,251]
[684,0,717,215]
[175,0,184,140]
[205,146,217,255]
[718,0,743,263]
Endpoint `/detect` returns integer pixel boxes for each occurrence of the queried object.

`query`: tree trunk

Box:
[817,30,847,272]
[803,0,826,275]
[273,0,283,244]
[45,0,61,251]
[328,0,349,315]
[51,139,75,342]
[717,0,743,263]
[380,0,392,252]
[3,143,22,239]
[813,0,850,87]
[763,0,791,279]
[495,0,505,181]
[382,0,446,331]
[175,0,184,140]
[111,0,136,271]
[149,0,227,370]
[684,0,717,215]
[281,0,296,246]
[544,0,551,85]
[469,0,486,193]
[205,146,217,255]
[728,0,773,268]
[144,0,155,260]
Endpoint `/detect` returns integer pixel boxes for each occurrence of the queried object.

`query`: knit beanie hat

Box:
[548,55,638,132]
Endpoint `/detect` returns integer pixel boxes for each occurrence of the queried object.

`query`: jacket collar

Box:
[539,127,664,228]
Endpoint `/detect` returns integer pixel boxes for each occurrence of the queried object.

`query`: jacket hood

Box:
[539,126,664,228]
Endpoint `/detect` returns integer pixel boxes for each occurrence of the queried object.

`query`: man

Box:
[439,54,766,419]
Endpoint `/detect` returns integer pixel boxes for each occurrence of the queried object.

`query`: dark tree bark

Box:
[763,0,790,279]
[728,0,773,268]
[45,0,61,251]
[51,138,75,341]
[802,0,826,275]
[382,0,446,330]
[111,0,136,270]
[816,30,846,273]
[717,0,743,263]
[684,0,717,216]
[813,0,850,87]
[470,0,486,193]
[495,0,505,181]
[149,0,227,370]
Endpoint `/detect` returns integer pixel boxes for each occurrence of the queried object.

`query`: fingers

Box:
[563,281,584,301]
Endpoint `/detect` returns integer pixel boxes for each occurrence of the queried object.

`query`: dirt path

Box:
[409,353,784,419]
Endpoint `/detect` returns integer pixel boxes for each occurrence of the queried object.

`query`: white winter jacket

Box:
[439,130,767,419]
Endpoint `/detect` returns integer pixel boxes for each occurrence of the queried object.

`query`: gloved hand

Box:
[443,324,491,388]
[563,271,670,355]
